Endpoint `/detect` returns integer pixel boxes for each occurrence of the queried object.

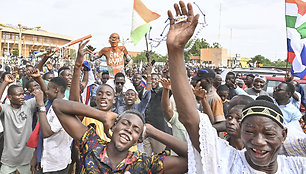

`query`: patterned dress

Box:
[79,125,169,173]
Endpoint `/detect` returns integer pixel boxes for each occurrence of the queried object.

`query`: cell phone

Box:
[151,60,156,66]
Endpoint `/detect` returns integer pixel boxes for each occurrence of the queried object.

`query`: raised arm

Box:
[52,99,118,140]
[145,63,152,90]
[30,68,48,94]
[192,81,214,123]
[32,89,53,138]
[70,40,91,102]
[0,74,15,111]
[160,78,174,121]
[167,1,201,152]
[35,49,55,71]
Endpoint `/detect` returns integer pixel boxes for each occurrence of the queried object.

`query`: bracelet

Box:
[38,106,46,112]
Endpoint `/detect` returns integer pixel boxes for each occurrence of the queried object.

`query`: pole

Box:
[145,34,150,63]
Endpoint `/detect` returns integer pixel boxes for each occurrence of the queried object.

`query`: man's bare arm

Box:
[52,99,117,140]
[167,1,201,152]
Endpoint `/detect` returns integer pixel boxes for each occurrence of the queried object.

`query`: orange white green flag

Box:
[131,0,160,45]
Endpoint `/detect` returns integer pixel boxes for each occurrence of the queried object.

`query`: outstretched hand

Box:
[76,40,92,68]
[166,1,199,50]
[4,74,15,84]
[160,78,171,90]
[29,68,41,78]
[192,81,207,99]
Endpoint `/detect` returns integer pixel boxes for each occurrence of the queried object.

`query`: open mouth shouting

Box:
[100,100,108,107]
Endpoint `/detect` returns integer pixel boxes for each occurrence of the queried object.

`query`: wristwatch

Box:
[38,106,46,113]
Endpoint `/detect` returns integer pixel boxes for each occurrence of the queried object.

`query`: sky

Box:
[0,0,287,61]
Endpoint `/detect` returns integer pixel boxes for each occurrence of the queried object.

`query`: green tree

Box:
[250,55,272,66]
[184,38,211,61]
[12,48,19,57]
[212,42,221,48]
[132,50,167,64]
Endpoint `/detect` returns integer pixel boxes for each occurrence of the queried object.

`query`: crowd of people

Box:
[0,1,305,174]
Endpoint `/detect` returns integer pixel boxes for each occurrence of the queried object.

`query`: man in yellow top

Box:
[96,33,132,76]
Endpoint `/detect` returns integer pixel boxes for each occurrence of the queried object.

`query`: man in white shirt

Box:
[166,1,305,173]
[32,77,72,173]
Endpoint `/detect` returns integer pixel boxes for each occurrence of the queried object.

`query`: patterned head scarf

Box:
[241,100,284,128]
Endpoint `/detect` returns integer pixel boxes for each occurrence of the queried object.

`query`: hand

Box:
[29,68,41,78]
[76,40,92,68]
[30,153,39,174]
[226,80,237,89]
[192,81,206,99]
[166,1,199,50]
[103,112,118,138]
[46,62,53,71]
[160,78,171,90]
[145,63,153,75]
[143,123,153,138]
[44,48,56,59]
[4,74,15,84]
[32,89,44,107]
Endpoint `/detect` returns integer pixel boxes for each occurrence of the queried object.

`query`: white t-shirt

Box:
[41,100,73,172]
[187,112,306,174]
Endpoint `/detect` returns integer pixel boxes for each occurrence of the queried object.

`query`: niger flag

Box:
[131,0,160,45]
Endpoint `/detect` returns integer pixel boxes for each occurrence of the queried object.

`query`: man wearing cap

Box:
[192,68,225,124]
[234,76,269,99]
[244,76,269,96]
[165,2,305,172]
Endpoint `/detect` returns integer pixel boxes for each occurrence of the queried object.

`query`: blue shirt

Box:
[277,103,302,125]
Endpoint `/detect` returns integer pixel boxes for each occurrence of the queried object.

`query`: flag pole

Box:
[145,34,150,63]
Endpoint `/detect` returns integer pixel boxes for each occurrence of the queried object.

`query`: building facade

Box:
[0,24,73,57]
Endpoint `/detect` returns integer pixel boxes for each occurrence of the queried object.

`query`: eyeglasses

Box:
[115,82,125,86]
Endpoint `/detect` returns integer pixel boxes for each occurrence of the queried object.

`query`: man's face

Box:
[101,74,109,84]
[151,74,159,89]
[109,33,120,47]
[245,76,254,86]
[217,90,229,102]
[253,78,265,90]
[115,77,125,93]
[132,74,142,87]
[26,66,34,78]
[273,83,289,102]
[45,82,58,101]
[199,78,211,90]
[213,75,222,88]
[28,81,40,93]
[225,74,235,86]
[112,114,143,152]
[241,116,286,168]
[8,87,25,106]
[95,85,115,111]
[60,69,72,87]
[226,107,242,137]
[45,73,54,82]
[124,90,137,106]
[18,69,24,77]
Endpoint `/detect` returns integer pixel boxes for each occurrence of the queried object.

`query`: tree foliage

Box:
[184,38,222,61]
[250,54,291,67]
[132,50,167,64]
